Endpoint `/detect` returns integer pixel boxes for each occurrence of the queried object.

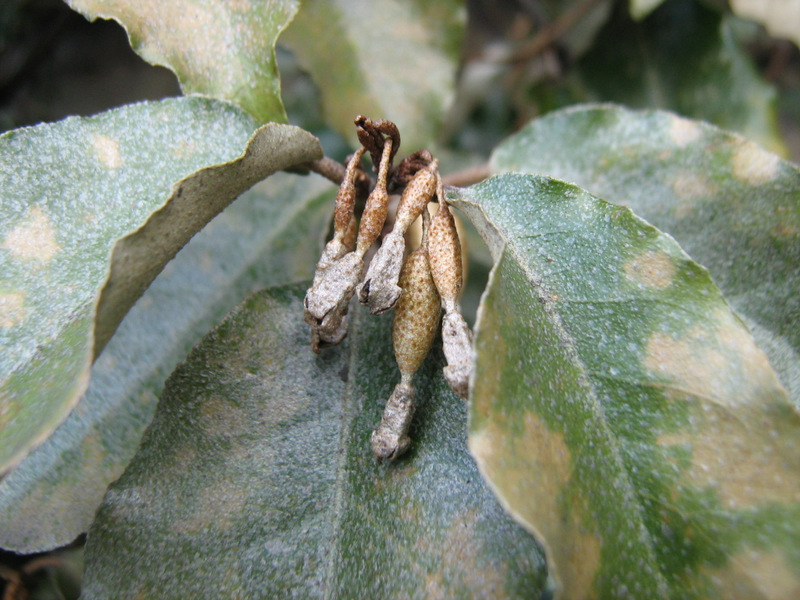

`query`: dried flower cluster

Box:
[304,116,473,461]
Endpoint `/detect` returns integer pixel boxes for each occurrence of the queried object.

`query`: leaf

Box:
[450,174,800,599]
[629,0,666,20]
[0,97,322,476]
[572,0,783,154]
[730,0,800,49]
[491,104,800,404]
[0,172,335,552]
[64,0,298,123]
[80,283,547,599]
[280,0,464,151]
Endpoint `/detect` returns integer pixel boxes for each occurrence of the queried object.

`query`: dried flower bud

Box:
[357,230,405,314]
[356,139,392,256]
[427,200,462,311]
[392,247,441,376]
[371,245,441,460]
[333,147,366,243]
[304,252,363,351]
[394,162,437,231]
[358,163,437,314]
[441,311,473,400]
[426,177,473,399]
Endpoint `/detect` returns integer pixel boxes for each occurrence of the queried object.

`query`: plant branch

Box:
[442,163,491,187]
[507,0,605,64]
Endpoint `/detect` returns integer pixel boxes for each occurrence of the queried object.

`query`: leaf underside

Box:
[452,174,800,600]
[81,283,547,599]
[0,172,335,553]
[0,97,321,477]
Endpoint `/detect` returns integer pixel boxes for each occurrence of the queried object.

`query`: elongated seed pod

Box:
[427,200,462,312]
[333,147,366,240]
[305,148,367,351]
[394,162,437,232]
[426,176,473,399]
[393,246,441,377]
[371,244,441,460]
[359,162,438,314]
[356,139,392,256]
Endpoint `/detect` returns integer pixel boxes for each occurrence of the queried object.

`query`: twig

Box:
[442,163,491,187]
[302,156,373,195]
[506,0,605,64]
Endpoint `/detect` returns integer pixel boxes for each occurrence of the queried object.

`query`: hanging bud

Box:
[305,148,366,351]
[359,161,438,314]
[356,139,393,256]
[427,177,474,399]
[371,240,441,460]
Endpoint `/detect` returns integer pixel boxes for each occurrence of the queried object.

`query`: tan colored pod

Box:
[427,200,462,311]
[359,162,438,314]
[392,246,441,378]
[394,162,437,232]
[332,147,365,239]
[356,139,392,256]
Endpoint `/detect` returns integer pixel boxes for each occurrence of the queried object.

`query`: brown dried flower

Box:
[359,161,438,314]
[371,235,441,460]
[427,176,473,399]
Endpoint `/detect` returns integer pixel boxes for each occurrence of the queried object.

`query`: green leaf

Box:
[0,97,321,476]
[81,283,547,599]
[730,0,800,49]
[629,0,666,20]
[573,0,783,154]
[64,0,298,123]
[280,0,464,151]
[0,172,335,552]
[491,104,800,404]
[451,174,800,599]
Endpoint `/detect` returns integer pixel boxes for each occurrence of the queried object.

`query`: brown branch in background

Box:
[442,163,491,187]
[305,156,372,190]
[507,0,605,64]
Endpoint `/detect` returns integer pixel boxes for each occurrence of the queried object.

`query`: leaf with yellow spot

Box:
[65,0,298,123]
[0,96,321,476]
[0,172,335,552]
[492,104,800,405]
[80,283,547,598]
[450,173,800,600]
[280,0,464,151]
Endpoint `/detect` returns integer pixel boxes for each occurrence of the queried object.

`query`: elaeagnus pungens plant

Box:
[304,116,474,460]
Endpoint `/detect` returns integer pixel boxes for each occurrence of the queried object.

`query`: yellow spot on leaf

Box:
[731,141,780,185]
[470,414,601,599]
[704,548,800,600]
[648,311,800,509]
[672,171,717,200]
[200,396,247,439]
[170,475,247,534]
[669,115,702,146]
[0,292,25,327]
[624,251,675,290]
[92,135,122,168]
[3,206,60,262]
[419,508,507,598]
